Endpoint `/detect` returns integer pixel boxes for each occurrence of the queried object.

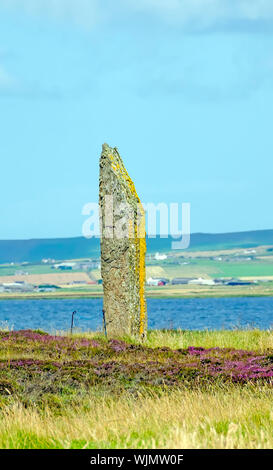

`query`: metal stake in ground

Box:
[102,309,107,338]
[70,310,77,335]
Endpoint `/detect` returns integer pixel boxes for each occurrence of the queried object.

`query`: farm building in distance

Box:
[0,282,35,292]
[188,278,216,286]
[52,260,101,271]
[171,278,195,285]
[37,284,60,292]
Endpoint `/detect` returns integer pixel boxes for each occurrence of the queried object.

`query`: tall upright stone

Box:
[99,143,147,338]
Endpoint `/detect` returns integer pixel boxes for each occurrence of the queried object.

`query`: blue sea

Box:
[0,297,272,332]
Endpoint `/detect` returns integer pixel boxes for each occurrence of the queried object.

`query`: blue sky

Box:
[1,0,273,239]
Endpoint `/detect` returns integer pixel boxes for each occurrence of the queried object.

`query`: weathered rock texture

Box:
[99,143,147,338]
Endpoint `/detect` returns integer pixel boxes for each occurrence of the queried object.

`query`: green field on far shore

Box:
[1,242,272,301]
[1,256,273,279]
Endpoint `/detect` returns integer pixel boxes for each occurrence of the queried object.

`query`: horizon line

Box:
[1,228,273,243]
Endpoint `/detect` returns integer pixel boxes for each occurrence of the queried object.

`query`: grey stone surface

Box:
[99,143,147,338]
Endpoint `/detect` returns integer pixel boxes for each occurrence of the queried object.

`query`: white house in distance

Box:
[147,277,169,286]
[53,262,76,270]
[147,277,160,286]
[154,252,167,261]
[188,278,216,286]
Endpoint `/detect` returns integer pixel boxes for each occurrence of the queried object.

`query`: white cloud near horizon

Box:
[124,0,273,21]
[0,0,100,29]
[1,0,273,31]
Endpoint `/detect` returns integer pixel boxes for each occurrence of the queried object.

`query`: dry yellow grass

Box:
[0,272,91,285]
[146,266,166,278]
[0,386,272,449]
[170,245,273,259]
[241,276,273,281]
[144,329,273,351]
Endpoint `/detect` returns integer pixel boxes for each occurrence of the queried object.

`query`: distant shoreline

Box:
[1,283,273,300]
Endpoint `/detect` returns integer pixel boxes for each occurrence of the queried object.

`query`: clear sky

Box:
[1,1,273,239]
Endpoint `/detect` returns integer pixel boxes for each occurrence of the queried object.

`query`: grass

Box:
[0,264,62,276]
[149,258,273,280]
[201,260,273,278]
[145,328,273,351]
[0,328,272,449]
[0,385,272,449]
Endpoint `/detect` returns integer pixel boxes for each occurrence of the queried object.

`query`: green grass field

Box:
[1,242,273,282]
[0,328,272,449]
[0,264,85,276]
[151,259,273,280]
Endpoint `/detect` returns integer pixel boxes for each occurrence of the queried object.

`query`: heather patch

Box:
[0,331,272,408]
[0,330,272,449]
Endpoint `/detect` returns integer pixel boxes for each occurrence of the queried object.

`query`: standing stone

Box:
[99,143,147,338]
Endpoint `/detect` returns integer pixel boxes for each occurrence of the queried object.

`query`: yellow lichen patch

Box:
[133,206,146,337]
[138,235,146,336]
[128,219,134,239]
